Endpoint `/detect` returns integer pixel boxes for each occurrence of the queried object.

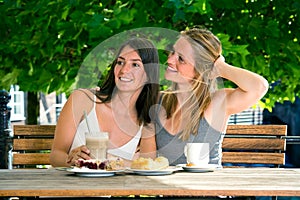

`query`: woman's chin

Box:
[165,74,185,84]
[165,72,177,81]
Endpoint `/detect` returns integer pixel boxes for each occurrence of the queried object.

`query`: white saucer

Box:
[177,164,220,173]
[127,166,179,176]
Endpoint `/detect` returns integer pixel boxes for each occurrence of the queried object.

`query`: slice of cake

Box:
[75,158,124,171]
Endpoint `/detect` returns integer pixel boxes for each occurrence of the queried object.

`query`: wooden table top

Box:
[1,167,300,198]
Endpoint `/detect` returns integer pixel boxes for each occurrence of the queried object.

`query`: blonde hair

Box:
[162,28,222,140]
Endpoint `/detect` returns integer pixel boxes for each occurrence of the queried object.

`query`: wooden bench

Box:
[222,124,287,167]
[12,125,55,168]
[12,124,287,168]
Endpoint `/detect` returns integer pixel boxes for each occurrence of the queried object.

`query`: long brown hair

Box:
[95,37,160,126]
[162,28,221,140]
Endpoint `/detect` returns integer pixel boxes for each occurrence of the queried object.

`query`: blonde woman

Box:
[155,28,268,166]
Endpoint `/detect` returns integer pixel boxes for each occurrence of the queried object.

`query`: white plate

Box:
[177,164,220,173]
[55,167,72,171]
[66,167,124,177]
[127,166,179,176]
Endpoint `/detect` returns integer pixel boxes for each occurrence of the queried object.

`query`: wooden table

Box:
[0,167,300,198]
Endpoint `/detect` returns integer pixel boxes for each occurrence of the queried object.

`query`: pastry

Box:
[131,157,155,170]
[154,156,169,169]
[131,156,169,170]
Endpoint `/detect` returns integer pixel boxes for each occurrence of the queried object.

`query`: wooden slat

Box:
[226,125,287,136]
[12,125,55,168]
[222,138,285,150]
[222,152,285,165]
[13,125,55,136]
[13,153,50,165]
[223,124,287,166]
[13,139,53,150]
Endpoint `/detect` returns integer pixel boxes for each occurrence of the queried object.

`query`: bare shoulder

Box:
[69,89,96,111]
[71,88,94,99]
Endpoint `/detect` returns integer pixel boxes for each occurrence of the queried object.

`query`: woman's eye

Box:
[178,56,185,63]
[132,63,140,68]
[116,60,124,65]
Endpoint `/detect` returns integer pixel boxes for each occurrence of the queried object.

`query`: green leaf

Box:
[1,69,19,90]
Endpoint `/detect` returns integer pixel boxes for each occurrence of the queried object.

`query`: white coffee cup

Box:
[184,143,209,166]
[85,132,109,161]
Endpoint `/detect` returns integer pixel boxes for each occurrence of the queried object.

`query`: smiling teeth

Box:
[120,77,132,82]
[167,66,177,72]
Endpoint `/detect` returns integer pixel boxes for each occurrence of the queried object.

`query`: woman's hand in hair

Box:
[210,55,225,79]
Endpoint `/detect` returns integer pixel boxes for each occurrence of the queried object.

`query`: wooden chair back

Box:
[12,124,287,168]
[12,125,55,168]
[222,124,287,167]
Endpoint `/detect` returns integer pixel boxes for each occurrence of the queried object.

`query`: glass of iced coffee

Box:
[85,132,109,161]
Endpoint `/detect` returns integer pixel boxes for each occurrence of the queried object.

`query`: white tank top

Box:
[70,95,143,160]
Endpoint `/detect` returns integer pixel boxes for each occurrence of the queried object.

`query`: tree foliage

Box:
[1,0,299,111]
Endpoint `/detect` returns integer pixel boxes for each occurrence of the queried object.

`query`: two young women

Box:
[50,28,268,167]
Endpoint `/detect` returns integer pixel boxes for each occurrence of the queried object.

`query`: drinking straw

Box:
[84,110,92,134]
[84,110,100,159]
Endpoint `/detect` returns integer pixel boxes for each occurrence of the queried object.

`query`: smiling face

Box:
[114,45,148,93]
[165,37,196,85]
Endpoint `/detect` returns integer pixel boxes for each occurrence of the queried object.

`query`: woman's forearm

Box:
[50,150,70,167]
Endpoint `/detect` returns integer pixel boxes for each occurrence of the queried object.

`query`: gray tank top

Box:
[155,116,224,166]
